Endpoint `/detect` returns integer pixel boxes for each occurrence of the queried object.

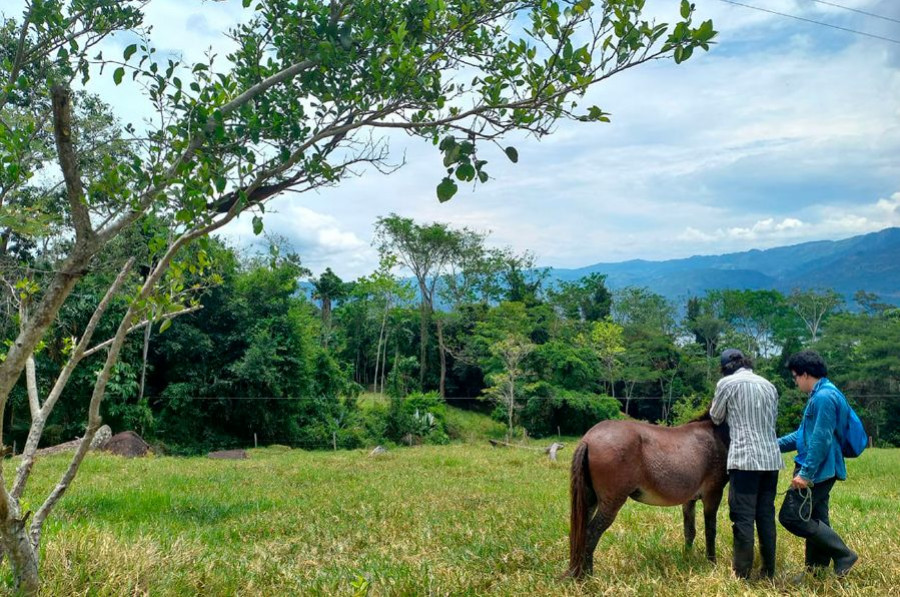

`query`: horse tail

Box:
[566,440,594,578]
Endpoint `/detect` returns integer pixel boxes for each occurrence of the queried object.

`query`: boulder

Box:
[102,431,150,458]
[90,425,113,450]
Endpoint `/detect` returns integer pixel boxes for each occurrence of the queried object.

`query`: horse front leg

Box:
[682,499,697,552]
[701,487,724,563]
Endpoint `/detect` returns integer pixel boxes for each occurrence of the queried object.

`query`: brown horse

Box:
[566,412,729,578]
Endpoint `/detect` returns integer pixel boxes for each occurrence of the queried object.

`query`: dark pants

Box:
[778,466,837,569]
[728,469,779,578]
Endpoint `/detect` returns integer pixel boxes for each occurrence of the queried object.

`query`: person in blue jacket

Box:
[778,350,858,577]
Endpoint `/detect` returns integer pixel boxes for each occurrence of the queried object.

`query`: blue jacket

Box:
[778,378,847,483]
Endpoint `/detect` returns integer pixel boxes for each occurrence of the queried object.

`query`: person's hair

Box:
[720,351,754,376]
[787,350,828,379]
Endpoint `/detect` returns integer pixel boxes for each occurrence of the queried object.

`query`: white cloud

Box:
[678,192,900,251]
[219,205,373,278]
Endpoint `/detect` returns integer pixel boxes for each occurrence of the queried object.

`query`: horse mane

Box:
[689,406,731,445]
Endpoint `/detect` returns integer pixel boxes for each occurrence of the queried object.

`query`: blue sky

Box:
[5,0,900,279]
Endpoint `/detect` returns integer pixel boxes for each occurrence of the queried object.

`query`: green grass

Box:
[3,443,899,595]
[443,405,507,442]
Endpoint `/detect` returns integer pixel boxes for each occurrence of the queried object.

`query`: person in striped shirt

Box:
[710,348,784,580]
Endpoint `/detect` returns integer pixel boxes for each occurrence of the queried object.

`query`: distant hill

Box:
[548,227,900,305]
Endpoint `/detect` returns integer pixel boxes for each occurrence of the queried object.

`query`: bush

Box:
[384,391,449,444]
[519,382,621,437]
[670,394,709,426]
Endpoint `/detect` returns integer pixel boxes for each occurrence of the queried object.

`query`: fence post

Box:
[254,433,258,448]
[333,432,337,451]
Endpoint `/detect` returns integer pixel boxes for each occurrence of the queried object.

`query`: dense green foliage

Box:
[4,227,899,453]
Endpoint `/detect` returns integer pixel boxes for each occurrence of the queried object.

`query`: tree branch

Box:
[81,305,202,359]
[30,200,242,548]
[51,85,94,243]
[11,258,135,501]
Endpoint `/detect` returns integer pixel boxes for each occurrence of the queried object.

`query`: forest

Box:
[4,213,898,454]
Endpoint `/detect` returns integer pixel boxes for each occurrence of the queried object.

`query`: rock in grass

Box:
[370,446,387,456]
[90,425,113,450]
[102,431,151,458]
[208,449,249,460]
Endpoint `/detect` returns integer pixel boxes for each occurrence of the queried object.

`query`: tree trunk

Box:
[138,321,151,404]
[507,381,514,443]
[0,514,39,596]
[380,332,390,394]
[418,300,429,389]
[374,307,388,393]
[436,317,447,398]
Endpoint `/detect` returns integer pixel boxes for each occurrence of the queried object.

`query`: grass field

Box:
[3,437,899,595]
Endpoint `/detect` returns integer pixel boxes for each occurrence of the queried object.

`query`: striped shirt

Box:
[710,367,784,471]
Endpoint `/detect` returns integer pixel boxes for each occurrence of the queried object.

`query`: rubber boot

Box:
[809,522,858,577]
[733,539,755,579]
[805,540,831,572]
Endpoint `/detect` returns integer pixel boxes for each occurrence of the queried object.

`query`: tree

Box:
[499,249,547,307]
[549,273,612,326]
[0,0,715,591]
[708,289,791,357]
[484,333,534,442]
[685,295,726,359]
[586,319,625,398]
[854,290,892,316]
[373,214,474,394]
[611,286,676,336]
[787,288,843,342]
[311,267,349,348]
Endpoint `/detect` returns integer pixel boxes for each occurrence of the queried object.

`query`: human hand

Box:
[791,475,810,490]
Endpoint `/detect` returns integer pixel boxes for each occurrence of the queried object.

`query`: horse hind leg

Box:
[581,497,626,576]
[682,499,698,552]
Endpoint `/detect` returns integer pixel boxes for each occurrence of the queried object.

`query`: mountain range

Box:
[547,227,900,305]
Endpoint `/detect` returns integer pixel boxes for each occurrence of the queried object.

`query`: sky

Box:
[4,0,900,279]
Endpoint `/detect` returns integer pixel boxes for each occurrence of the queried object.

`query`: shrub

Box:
[384,391,449,444]
[519,382,621,437]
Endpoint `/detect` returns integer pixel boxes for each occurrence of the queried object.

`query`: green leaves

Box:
[252,215,264,235]
[123,44,137,61]
[436,177,458,202]
[113,67,125,85]
[504,147,518,164]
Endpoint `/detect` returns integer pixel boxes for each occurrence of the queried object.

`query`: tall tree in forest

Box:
[549,272,612,326]
[482,334,534,441]
[787,288,843,342]
[374,214,479,395]
[612,286,676,336]
[586,319,625,398]
[311,267,349,348]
